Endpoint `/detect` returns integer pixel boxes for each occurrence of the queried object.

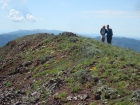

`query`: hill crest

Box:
[0,32,140,105]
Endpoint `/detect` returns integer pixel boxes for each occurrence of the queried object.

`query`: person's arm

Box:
[105,29,107,34]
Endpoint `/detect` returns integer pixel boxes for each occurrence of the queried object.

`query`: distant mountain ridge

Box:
[94,36,140,52]
[0,29,62,36]
[0,30,140,52]
[0,29,63,47]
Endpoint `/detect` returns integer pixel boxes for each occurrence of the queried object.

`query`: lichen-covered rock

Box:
[131,90,140,102]
[43,78,63,93]
[67,94,89,101]
[95,86,118,100]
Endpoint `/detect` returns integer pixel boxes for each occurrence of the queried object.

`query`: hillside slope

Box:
[0,33,140,105]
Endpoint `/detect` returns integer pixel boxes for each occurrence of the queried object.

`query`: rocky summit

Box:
[0,32,140,105]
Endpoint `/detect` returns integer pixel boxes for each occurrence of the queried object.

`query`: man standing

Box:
[106,25,113,44]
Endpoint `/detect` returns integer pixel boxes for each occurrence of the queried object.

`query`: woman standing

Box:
[100,25,106,42]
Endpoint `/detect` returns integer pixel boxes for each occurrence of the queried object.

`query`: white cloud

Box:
[26,14,36,22]
[1,0,42,22]
[8,9,25,22]
[2,3,9,10]
[80,10,140,18]
[0,0,9,10]
[8,9,43,22]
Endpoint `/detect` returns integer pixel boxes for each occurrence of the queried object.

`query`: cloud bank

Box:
[0,0,42,22]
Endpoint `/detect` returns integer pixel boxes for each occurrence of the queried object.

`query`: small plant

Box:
[68,37,78,43]
[32,80,44,90]
[117,89,128,97]
[64,77,74,83]
[114,100,133,105]
[72,69,88,84]
[29,65,35,71]
[89,102,97,105]
[54,91,67,99]
[6,81,13,87]
[71,83,81,93]
[40,89,50,99]
[26,90,31,96]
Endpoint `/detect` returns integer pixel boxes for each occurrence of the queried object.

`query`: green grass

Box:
[0,33,140,104]
[6,81,13,87]
[54,91,67,99]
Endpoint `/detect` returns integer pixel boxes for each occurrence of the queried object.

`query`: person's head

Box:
[107,25,109,29]
[102,25,105,29]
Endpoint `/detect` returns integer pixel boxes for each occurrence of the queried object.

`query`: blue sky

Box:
[0,0,140,38]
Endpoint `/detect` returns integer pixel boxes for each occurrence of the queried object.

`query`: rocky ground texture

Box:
[0,32,140,105]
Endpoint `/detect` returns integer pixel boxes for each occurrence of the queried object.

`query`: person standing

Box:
[100,25,106,42]
[106,25,113,44]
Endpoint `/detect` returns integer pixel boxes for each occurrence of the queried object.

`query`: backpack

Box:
[101,28,106,35]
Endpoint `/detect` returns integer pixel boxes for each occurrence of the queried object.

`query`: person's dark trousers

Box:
[107,35,112,44]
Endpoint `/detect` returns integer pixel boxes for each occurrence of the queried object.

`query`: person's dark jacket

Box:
[106,28,113,36]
